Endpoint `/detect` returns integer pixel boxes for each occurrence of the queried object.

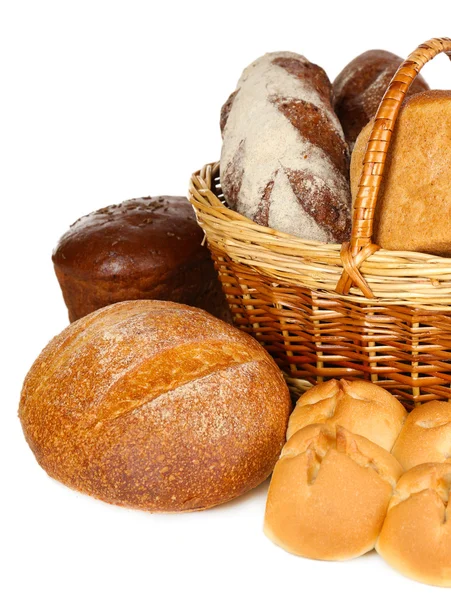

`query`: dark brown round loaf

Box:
[52,196,230,322]
[333,49,429,147]
[19,300,291,512]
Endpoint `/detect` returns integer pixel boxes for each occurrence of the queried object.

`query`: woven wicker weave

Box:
[189,38,451,409]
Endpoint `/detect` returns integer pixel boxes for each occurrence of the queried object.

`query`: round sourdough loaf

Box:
[264,424,403,560]
[392,401,451,470]
[19,300,290,512]
[376,463,451,587]
[287,379,406,451]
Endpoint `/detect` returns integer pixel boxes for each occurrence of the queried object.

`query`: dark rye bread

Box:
[52,196,230,322]
[19,300,291,512]
[220,52,352,243]
[333,49,429,148]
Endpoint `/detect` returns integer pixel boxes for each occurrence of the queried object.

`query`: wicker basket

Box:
[189,38,451,409]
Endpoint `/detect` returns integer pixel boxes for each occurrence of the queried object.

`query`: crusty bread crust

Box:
[19,300,291,512]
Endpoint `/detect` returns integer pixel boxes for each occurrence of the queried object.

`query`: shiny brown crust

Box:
[19,300,291,512]
[333,49,429,147]
[52,196,230,322]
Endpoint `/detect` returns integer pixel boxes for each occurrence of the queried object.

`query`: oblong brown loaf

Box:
[333,49,429,147]
[19,300,291,512]
[52,196,230,322]
[220,52,352,243]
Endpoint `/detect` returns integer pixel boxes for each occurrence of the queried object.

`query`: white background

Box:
[2,1,451,598]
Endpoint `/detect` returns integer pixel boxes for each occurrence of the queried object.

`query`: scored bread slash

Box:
[19,300,291,512]
[220,51,352,243]
[264,424,403,561]
[287,379,407,451]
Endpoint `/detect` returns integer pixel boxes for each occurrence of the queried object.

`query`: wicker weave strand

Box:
[336,37,451,297]
[189,38,451,408]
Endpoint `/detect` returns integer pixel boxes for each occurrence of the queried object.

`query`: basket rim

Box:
[337,37,451,298]
[189,161,451,311]
[191,161,451,263]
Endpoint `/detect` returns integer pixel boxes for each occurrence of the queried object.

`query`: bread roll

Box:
[376,463,451,587]
[264,424,403,560]
[392,401,451,470]
[287,379,406,451]
[19,300,290,512]
[351,90,451,256]
[220,52,352,242]
[333,49,429,147]
[52,196,230,322]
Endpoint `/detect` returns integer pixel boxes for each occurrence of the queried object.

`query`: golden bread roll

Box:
[392,401,451,470]
[351,90,451,256]
[264,424,403,560]
[376,462,451,587]
[19,300,291,512]
[287,379,406,451]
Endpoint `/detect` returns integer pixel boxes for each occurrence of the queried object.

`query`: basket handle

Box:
[336,37,451,299]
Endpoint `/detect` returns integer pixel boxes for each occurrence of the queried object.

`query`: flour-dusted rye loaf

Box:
[220,52,352,243]
[19,301,291,512]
